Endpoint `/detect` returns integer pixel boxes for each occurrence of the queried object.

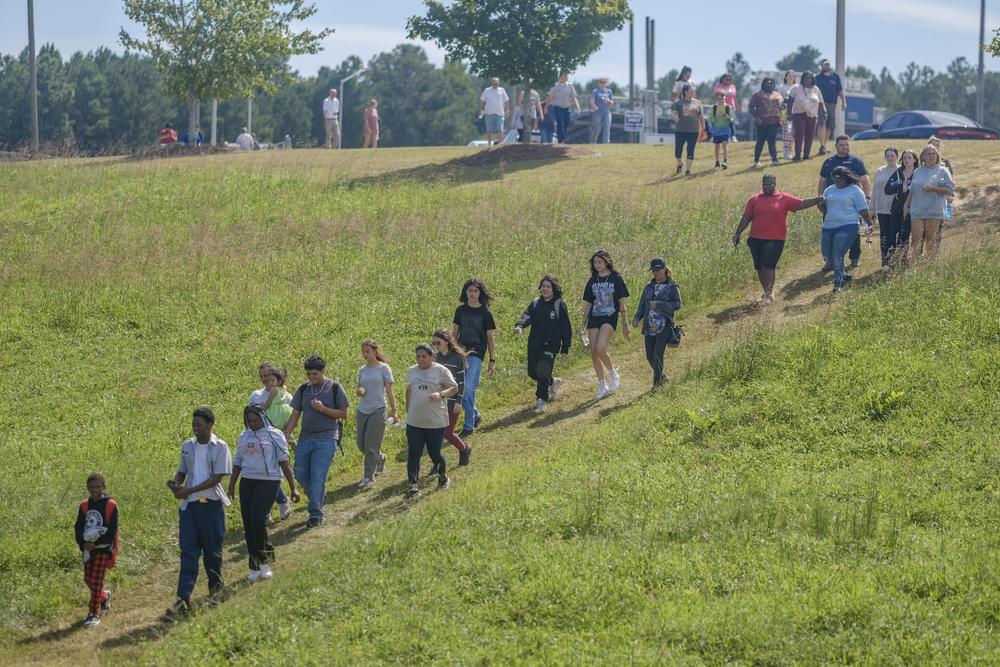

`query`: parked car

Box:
[852,110,998,141]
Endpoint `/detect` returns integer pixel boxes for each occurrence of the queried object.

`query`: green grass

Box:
[1,142,997,662]
[139,242,1000,665]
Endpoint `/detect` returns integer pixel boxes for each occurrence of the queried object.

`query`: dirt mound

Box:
[450,143,579,168]
[126,143,233,162]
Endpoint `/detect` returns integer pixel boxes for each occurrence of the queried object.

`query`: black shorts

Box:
[587,312,619,331]
[747,237,785,270]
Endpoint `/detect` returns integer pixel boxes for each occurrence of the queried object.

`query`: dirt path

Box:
[11,216,989,666]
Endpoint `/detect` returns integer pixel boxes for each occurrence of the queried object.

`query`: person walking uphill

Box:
[432,329,472,467]
[404,343,459,499]
[453,278,497,438]
[228,407,300,583]
[75,473,119,627]
[671,84,704,176]
[355,340,398,490]
[166,407,231,617]
[749,78,784,168]
[733,174,825,304]
[632,258,682,392]
[282,355,349,528]
[547,72,580,143]
[514,274,573,414]
[323,89,341,149]
[581,250,631,400]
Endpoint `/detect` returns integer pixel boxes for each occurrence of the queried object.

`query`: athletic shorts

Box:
[747,237,786,270]
[712,129,732,144]
[587,312,619,331]
[818,104,836,131]
[484,113,504,133]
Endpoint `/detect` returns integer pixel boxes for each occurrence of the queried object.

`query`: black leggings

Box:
[239,478,280,570]
[527,345,557,401]
[644,332,670,386]
[674,131,698,160]
[754,124,779,162]
[406,425,445,484]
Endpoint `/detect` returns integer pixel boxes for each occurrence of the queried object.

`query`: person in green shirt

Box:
[710,90,734,170]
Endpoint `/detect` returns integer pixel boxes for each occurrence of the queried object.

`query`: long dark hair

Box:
[459,277,492,308]
[677,66,691,81]
[801,71,815,87]
[243,405,269,430]
[538,274,563,298]
[589,249,618,276]
[432,328,468,359]
[361,338,387,363]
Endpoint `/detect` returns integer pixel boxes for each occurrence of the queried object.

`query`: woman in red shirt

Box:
[732,174,825,304]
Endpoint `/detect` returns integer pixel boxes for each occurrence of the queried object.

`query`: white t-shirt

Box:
[249,388,269,405]
[188,442,219,503]
[323,96,341,118]
[672,79,697,97]
[236,133,254,151]
[480,87,509,116]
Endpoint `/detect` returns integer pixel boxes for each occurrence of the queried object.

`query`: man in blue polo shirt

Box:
[815,59,846,156]
[818,135,871,270]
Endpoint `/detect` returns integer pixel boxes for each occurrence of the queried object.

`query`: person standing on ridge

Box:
[323,89,341,148]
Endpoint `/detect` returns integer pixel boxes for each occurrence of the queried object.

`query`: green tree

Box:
[408,0,632,142]
[985,28,1000,56]
[35,44,75,144]
[120,0,332,140]
[725,52,752,104]
[776,45,822,73]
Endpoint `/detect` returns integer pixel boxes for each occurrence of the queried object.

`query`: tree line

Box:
[1,41,998,153]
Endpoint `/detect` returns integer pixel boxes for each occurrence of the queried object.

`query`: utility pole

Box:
[27,0,40,154]
[247,99,253,134]
[976,0,986,124]
[835,0,846,138]
[628,19,634,108]
[339,68,366,149]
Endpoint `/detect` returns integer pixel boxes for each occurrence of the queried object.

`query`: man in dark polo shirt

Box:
[816,59,846,156]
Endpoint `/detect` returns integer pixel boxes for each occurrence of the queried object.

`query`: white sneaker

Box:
[258,564,273,580]
[534,399,547,413]
[549,377,563,401]
[753,161,762,169]
[595,384,610,400]
[607,369,620,392]
[246,569,261,583]
[264,515,274,527]
[358,478,374,490]
[278,500,292,520]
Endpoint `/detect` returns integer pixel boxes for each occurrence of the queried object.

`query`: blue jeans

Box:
[293,435,337,521]
[275,486,287,505]
[462,355,484,432]
[822,225,860,289]
[591,109,611,144]
[177,500,225,602]
[553,106,571,142]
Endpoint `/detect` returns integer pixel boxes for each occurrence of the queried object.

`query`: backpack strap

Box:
[104,498,120,567]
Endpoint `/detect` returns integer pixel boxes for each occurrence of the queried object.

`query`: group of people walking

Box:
[733,134,956,298]
[322,88,381,149]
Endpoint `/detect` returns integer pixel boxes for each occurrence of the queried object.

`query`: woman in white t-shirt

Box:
[404,343,458,499]
[788,71,822,161]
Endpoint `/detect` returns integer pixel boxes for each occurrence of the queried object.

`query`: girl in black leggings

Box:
[671,84,704,176]
[632,258,682,391]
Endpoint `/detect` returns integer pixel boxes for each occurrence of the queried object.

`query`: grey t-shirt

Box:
[548,82,577,108]
[406,363,457,429]
[908,165,954,220]
[357,363,394,414]
[291,378,349,439]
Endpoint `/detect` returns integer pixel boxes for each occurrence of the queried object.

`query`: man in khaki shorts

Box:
[323,89,341,148]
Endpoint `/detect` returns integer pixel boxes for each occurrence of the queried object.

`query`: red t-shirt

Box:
[159,128,178,145]
[743,191,803,240]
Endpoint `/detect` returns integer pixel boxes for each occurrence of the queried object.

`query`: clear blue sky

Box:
[4,0,998,85]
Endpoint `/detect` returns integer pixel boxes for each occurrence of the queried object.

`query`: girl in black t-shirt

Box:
[580,250,630,400]
[451,278,497,437]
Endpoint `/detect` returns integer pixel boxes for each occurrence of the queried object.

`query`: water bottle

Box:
[385,416,403,428]
[945,203,953,220]
[580,332,590,348]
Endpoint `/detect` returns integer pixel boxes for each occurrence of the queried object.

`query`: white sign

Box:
[624,111,645,132]
[642,133,675,145]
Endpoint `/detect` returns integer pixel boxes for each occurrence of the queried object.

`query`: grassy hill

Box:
[1,142,998,664]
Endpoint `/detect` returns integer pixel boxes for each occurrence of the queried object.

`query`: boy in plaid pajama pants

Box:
[75,473,119,627]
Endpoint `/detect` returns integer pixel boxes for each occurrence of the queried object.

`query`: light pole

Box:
[27,0,39,154]
[835,0,846,138]
[338,68,366,149]
[977,0,986,124]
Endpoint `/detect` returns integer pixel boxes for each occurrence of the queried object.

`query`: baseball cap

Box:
[648,257,667,271]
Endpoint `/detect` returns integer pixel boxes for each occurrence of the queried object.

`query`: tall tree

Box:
[408,0,631,142]
[985,28,1000,56]
[725,52,752,103]
[776,45,823,74]
[120,0,331,141]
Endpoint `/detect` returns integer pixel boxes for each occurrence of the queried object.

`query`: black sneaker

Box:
[404,486,420,499]
[792,155,801,162]
[674,164,683,175]
[771,158,781,166]
[426,462,440,477]
[459,446,472,467]
[100,590,112,615]
[83,613,101,628]
[850,259,860,269]
[685,170,692,177]
[721,161,728,170]
[821,262,833,272]
[459,428,473,439]
[438,475,451,490]
[842,274,854,283]
[818,146,827,155]
[474,414,482,429]
[375,452,386,476]
[305,518,323,529]
[166,598,189,618]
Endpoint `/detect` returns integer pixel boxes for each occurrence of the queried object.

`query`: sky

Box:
[4,0,998,86]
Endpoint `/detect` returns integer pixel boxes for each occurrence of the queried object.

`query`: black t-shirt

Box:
[452,304,497,359]
[583,273,630,317]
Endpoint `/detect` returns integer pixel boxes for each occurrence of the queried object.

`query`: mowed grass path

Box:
[2,143,998,662]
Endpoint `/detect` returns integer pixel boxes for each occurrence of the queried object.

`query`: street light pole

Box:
[338,67,366,149]
[27,0,39,154]
[976,0,986,124]
[835,0,846,138]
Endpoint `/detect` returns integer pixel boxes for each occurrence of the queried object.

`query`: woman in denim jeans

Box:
[820,167,873,292]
